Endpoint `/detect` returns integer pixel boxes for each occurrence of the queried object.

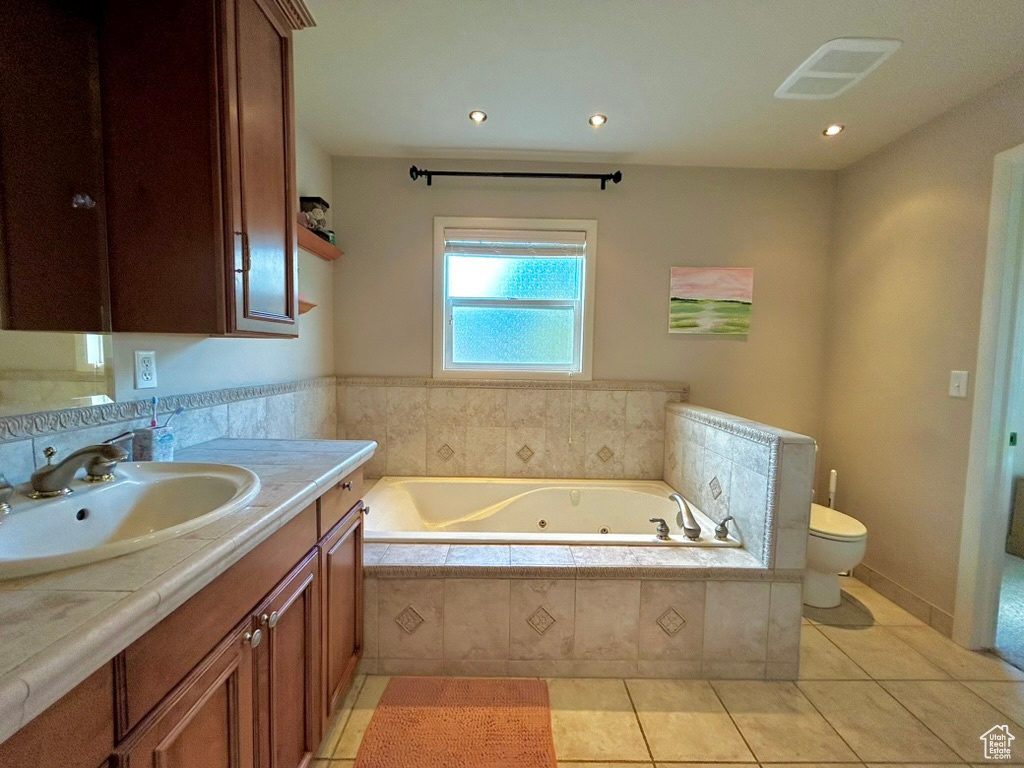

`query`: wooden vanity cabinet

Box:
[320,503,363,723]
[252,549,321,768]
[0,469,365,768]
[112,620,257,768]
[100,0,299,336]
[0,664,114,768]
[0,0,109,332]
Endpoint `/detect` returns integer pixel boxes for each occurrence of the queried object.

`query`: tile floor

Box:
[312,576,1024,767]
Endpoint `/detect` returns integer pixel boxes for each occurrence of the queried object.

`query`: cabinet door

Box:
[226,0,298,335]
[253,549,321,768]
[320,504,363,724]
[0,0,108,331]
[113,620,257,768]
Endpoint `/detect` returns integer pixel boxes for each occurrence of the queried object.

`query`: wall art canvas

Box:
[669,267,753,334]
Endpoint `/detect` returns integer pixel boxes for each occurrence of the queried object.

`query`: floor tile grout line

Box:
[801,676,970,763]
[321,674,368,758]
[707,679,759,763]
[622,678,656,764]
[879,676,1024,748]
[816,622,952,680]
[803,622,873,679]
[780,677,871,763]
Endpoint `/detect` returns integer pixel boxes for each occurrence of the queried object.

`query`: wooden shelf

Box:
[297,226,343,261]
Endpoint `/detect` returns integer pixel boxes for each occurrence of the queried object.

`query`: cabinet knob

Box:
[260,613,269,625]
[244,629,262,648]
[363,505,370,516]
[341,481,352,491]
[71,193,96,209]
[267,611,279,628]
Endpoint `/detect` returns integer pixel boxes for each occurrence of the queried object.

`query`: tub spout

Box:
[668,492,701,540]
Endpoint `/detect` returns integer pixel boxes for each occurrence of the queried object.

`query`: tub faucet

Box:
[29,443,128,498]
[715,515,735,541]
[668,492,701,540]
[0,471,13,514]
[649,517,671,541]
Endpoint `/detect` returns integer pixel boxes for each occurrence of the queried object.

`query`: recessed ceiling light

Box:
[823,123,845,137]
[589,113,607,127]
[468,110,487,123]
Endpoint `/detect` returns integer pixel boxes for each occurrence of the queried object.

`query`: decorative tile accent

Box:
[395,605,425,634]
[436,443,455,461]
[517,444,535,463]
[0,376,335,441]
[657,607,687,636]
[709,475,723,499]
[526,606,557,635]
[597,445,615,462]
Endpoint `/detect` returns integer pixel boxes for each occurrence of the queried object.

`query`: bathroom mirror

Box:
[0,330,114,417]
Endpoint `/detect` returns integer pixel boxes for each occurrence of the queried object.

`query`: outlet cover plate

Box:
[134,350,158,389]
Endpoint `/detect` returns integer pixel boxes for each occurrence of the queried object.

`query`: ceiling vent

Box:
[775,38,902,100]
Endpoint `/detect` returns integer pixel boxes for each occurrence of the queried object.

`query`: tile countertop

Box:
[0,438,377,746]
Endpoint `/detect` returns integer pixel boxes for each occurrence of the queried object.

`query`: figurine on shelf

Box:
[299,196,332,241]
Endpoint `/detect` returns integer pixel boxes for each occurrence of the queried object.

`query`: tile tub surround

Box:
[0,376,337,486]
[664,403,816,569]
[0,438,375,746]
[358,543,803,680]
[328,577,1024,765]
[336,376,688,479]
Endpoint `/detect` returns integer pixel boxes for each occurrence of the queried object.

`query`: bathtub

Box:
[363,477,740,546]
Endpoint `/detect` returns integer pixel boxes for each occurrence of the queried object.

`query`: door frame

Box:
[954,142,1024,648]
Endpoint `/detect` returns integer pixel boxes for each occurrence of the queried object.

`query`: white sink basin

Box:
[0,462,261,578]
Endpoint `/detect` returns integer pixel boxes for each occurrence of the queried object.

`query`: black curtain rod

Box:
[409,165,623,190]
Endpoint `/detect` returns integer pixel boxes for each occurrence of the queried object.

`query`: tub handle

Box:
[649,517,671,541]
[715,515,735,541]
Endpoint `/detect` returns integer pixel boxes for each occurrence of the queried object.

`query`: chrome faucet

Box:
[649,517,671,541]
[0,471,13,513]
[668,492,701,540]
[29,443,129,498]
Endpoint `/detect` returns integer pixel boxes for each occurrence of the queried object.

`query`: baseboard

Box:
[852,564,954,637]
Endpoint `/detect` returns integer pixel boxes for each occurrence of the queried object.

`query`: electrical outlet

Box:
[134,350,158,389]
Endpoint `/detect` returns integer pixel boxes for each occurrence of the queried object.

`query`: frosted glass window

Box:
[435,220,596,377]
[447,256,580,300]
[451,306,575,366]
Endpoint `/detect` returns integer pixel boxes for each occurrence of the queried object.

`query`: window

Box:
[433,217,596,379]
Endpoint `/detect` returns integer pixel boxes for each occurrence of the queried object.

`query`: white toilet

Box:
[804,503,868,608]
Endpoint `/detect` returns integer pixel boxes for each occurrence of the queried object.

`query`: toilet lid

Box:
[809,503,867,541]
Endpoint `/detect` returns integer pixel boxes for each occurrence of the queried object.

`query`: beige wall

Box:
[821,71,1024,615]
[331,158,835,439]
[0,330,79,371]
[109,129,336,400]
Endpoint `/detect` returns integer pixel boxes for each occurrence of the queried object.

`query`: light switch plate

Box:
[949,370,969,398]
[134,350,158,389]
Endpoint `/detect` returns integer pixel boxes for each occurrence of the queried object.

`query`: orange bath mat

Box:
[354,677,557,768]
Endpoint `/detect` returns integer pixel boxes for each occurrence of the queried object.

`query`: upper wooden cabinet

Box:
[0,0,110,332]
[101,0,299,336]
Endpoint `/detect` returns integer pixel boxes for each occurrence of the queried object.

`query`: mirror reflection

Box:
[0,331,113,416]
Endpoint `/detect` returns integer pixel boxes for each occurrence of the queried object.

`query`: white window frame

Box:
[433,217,597,380]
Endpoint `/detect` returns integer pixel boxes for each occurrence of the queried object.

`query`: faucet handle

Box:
[0,472,13,513]
[649,517,671,541]
[715,515,735,541]
[42,446,56,465]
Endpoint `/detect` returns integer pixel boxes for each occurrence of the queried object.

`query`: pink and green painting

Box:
[669,267,753,334]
